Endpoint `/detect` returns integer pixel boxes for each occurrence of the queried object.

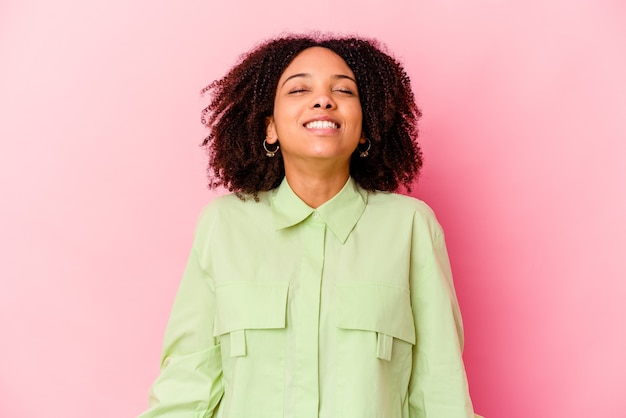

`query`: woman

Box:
[140,34,479,418]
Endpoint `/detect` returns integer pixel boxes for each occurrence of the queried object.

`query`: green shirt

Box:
[140,177,476,418]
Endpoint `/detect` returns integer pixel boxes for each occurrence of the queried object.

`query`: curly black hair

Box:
[201,33,422,195]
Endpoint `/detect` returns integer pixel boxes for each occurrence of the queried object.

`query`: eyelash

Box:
[288,88,354,95]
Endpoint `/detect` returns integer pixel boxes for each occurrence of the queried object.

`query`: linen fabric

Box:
[139,177,476,418]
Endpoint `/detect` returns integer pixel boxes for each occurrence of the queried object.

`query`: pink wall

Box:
[1,1,625,417]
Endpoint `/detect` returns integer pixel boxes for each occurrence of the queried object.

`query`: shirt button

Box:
[312,211,320,219]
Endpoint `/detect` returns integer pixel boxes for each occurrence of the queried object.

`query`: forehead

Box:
[279,47,355,79]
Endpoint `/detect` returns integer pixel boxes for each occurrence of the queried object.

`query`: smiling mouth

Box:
[304,120,339,129]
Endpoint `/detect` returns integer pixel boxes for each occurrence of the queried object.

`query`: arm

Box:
[407,211,475,418]
[139,210,224,418]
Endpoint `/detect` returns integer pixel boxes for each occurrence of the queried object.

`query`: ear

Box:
[359,135,367,144]
[265,117,278,144]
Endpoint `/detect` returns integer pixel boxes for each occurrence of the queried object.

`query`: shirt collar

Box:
[270,177,368,244]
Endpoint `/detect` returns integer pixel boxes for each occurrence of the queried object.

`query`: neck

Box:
[283,163,350,208]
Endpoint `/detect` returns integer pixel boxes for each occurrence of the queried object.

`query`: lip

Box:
[302,115,341,129]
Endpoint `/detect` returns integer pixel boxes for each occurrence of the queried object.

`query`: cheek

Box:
[353,108,364,133]
[352,104,363,124]
[273,105,300,126]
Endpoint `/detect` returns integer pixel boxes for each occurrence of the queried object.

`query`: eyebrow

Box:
[280,73,357,87]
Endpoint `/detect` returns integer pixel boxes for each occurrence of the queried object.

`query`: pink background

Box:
[1,1,625,417]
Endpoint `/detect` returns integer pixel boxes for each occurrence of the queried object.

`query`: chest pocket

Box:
[213,281,289,357]
[335,283,415,361]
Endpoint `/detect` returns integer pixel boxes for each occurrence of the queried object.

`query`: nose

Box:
[312,94,335,109]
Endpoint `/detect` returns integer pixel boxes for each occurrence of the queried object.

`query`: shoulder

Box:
[189,191,273,253]
[198,192,271,230]
[367,190,437,219]
[199,190,272,216]
[365,191,445,239]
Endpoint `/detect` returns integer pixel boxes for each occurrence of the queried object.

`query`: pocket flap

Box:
[336,283,416,345]
[213,281,289,336]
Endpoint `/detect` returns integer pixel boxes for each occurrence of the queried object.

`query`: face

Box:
[266,47,364,172]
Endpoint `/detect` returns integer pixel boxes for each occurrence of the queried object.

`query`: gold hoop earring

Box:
[263,138,280,157]
[357,139,371,158]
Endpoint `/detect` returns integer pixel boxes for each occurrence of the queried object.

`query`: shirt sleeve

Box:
[139,209,224,418]
[407,210,475,418]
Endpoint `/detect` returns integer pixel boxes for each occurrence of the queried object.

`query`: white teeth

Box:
[305,120,338,129]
